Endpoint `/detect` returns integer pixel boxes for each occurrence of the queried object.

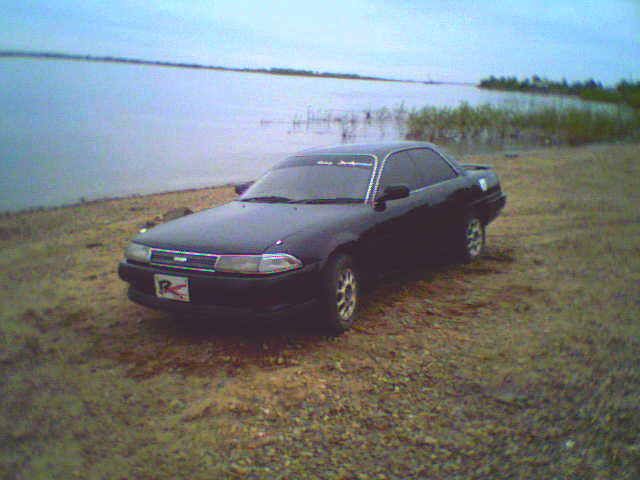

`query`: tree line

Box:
[479,75,640,109]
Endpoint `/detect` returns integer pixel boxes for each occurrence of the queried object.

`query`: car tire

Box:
[460,214,485,263]
[321,254,359,333]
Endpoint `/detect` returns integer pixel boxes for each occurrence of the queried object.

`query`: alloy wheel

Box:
[466,218,484,258]
[336,268,357,321]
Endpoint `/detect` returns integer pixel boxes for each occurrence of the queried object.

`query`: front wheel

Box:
[460,215,485,263]
[321,254,359,333]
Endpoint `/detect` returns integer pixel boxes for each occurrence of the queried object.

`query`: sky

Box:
[1,0,639,85]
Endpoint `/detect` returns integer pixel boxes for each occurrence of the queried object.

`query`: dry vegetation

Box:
[1,143,639,479]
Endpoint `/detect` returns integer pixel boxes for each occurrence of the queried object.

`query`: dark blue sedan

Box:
[118,142,506,332]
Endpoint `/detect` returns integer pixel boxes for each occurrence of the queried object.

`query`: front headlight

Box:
[124,242,151,263]
[215,255,261,274]
[216,254,302,274]
[259,254,303,274]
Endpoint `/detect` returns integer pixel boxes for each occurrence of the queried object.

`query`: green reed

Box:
[406,102,640,145]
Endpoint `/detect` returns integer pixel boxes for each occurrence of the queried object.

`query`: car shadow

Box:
[96,246,515,378]
[144,251,457,339]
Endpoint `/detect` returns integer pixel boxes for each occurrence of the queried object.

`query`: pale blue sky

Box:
[2,0,638,84]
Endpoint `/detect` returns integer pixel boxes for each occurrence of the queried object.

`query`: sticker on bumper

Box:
[154,274,190,302]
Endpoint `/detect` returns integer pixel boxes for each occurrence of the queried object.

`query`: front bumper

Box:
[118,260,321,321]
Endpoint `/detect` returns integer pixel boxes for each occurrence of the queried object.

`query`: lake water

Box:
[0,59,583,212]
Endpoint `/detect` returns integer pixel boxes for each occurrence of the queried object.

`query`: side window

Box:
[407,148,457,187]
[379,151,422,192]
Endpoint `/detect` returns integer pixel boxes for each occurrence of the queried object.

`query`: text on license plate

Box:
[154,274,190,302]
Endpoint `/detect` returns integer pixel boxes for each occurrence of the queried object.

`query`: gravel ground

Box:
[1,143,639,479]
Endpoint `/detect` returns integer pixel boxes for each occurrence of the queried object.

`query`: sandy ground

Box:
[1,143,639,479]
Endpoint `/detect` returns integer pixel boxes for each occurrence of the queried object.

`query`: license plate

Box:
[154,274,190,302]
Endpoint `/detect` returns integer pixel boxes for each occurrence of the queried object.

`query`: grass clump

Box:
[406,102,640,145]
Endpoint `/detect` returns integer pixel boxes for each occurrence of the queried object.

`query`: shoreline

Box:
[0,182,240,218]
[3,139,637,217]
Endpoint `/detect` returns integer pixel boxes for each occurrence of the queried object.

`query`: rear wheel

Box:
[461,215,485,263]
[321,254,359,333]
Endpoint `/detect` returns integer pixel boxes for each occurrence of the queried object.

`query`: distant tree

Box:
[478,75,639,110]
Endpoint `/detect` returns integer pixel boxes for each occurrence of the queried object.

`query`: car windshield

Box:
[239,154,375,203]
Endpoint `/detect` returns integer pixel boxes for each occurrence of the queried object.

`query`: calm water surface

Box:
[0,59,579,211]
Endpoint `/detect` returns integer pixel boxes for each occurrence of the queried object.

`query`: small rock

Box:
[423,435,438,445]
[491,391,529,406]
[163,207,193,222]
[85,243,103,249]
[140,221,157,230]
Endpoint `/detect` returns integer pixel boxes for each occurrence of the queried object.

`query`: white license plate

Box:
[154,274,190,302]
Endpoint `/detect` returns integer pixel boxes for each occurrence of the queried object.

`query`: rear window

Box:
[407,148,457,187]
[379,151,423,191]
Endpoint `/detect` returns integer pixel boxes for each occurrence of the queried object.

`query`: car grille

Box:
[150,248,219,272]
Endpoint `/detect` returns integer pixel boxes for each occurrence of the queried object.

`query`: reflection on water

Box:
[269,105,409,144]
[0,59,595,211]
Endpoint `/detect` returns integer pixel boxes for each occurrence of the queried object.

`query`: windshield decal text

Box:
[316,160,372,168]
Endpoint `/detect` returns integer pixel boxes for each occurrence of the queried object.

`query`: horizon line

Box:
[0,49,475,86]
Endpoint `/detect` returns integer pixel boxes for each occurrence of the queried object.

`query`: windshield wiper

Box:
[293,197,363,204]
[240,196,295,203]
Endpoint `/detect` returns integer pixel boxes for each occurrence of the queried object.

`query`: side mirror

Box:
[377,184,410,203]
[234,181,254,195]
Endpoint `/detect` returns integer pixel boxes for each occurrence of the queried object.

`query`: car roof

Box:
[297,141,441,159]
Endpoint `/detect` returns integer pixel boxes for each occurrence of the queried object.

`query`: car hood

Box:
[134,201,365,254]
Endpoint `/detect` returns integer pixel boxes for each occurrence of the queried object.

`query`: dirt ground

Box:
[1,143,639,479]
